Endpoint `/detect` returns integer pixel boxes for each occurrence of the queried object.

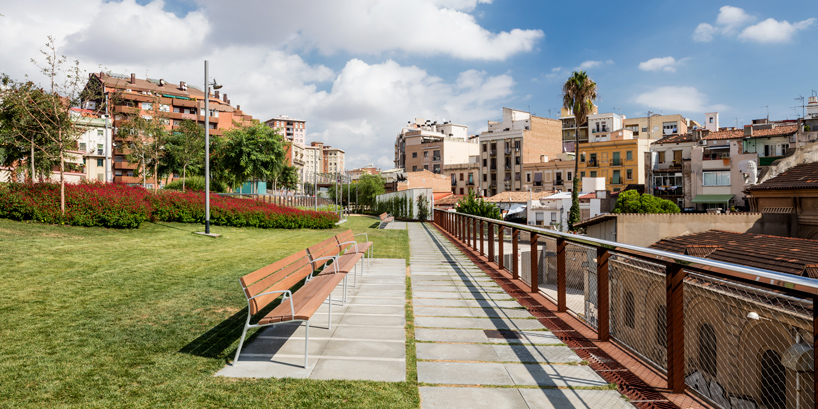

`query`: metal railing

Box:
[433,209,817,409]
[221,193,332,208]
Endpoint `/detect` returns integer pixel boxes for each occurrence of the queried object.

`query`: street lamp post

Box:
[203,60,221,236]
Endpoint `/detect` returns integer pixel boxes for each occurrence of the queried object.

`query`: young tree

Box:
[456,190,501,219]
[612,190,680,214]
[0,37,103,214]
[277,165,299,191]
[163,119,204,191]
[117,94,171,192]
[218,123,285,194]
[356,174,385,210]
[563,71,598,231]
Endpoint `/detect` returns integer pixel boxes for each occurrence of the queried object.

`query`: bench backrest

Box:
[307,236,341,270]
[380,213,388,221]
[335,229,356,254]
[239,250,313,316]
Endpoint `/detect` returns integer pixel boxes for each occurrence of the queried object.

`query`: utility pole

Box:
[761,105,769,122]
[795,96,806,119]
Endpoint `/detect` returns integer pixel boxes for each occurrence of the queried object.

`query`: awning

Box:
[533,172,542,182]
[507,205,527,215]
[691,194,733,204]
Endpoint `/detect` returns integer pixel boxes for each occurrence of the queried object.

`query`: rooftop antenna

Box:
[812,90,817,98]
[612,106,621,115]
[795,95,805,118]
[760,106,769,121]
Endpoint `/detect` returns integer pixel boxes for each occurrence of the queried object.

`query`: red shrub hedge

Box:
[0,182,338,229]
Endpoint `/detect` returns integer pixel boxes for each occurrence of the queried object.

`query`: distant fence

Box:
[219,193,333,208]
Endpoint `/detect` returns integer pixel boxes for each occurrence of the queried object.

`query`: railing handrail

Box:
[434,208,818,296]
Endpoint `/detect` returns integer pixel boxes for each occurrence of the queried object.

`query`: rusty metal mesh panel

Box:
[537,236,559,304]
[497,226,513,274]
[683,272,813,409]
[564,242,597,326]
[608,253,668,370]
[519,231,534,286]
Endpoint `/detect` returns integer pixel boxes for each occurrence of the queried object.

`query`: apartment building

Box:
[623,113,698,140]
[323,146,345,174]
[82,72,256,187]
[395,118,475,174]
[521,153,576,194]
[71,108,111,183]
[265,115,306,146]
[560,104,599,153]
[479,108,563,196]
[577,128,651,192]
[443,156,479,195]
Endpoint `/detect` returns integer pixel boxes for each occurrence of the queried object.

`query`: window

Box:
[423,151,428,158]
[460,188,464,195]
[535,212,544,225]
[590,171,597,177]
[612,151,620,166]
[656,306,667,348]
[580,171,585,178]
[482,143,487,152]
[612,170,621,185]
[482,159,487,167]
[580,153,586,163]
[760,350,785,408]
[526,173,531,183]
[515,156,520,165]
[96,159,104,167]
[483,174,487,182]
[567,172,572,181]
[433,164,440,173]
[709,117,714,123]
[79,142,87,151]
[141,102,152,110]
[460,173,464,181]
[698,323,717,377]
[626,169,633,180]
[657,151,665,163]
[412,166,418,171]
[624,291,635,329]
[642,127,648,132]
[626,151,632,160]
[703,171,730,186]
[451,174,457,184]
[97,130,104,136]
[412,152,417,158]
[468,174,473,184]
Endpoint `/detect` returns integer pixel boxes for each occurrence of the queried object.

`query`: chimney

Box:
[215,90,220,100]
[223,93,227,103]
[744,125,753,136]
[130,73,136,84]
[237,105,240,111]
[180,81,187,91]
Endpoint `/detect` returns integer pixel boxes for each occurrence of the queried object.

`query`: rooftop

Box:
[649,229,818,276]
[747,161,818,191]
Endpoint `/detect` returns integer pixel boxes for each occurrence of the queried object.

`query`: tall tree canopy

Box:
[612,190,680,214]
[562,71,598,231]
[216,123,285,193]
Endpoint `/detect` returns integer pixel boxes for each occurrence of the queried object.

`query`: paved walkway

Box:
[410,223,633,409]
[216,258,406,382]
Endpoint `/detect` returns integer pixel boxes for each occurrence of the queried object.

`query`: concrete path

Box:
[216,258,406,382]
[410,223,633,409]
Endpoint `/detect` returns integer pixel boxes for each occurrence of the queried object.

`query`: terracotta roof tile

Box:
[702,129,744,140]
[649,230,818,276]
[747,162,818,191]
[485,191,532,203]
[654,133,695,144]
[435,194,463,205]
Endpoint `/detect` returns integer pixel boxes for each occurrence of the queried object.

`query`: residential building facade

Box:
[623,113,698,140]
[521,154,575,194]
[443,156,479,195]
[577,129,651,192]
[479,108,563,196]
[265,115,306,147]
[394,118,469,170]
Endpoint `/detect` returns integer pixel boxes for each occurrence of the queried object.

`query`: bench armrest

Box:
[353,232,369,242]
[310,255,340,275]
[249,290,294,317]
[337,240,359,254]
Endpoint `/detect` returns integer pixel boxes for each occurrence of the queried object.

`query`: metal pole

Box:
[204,60,211,234]
[314,150,317,211]
[104,92,111,183]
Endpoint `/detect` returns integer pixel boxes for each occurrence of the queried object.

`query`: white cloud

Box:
[64,0,211,64]
[715,5,754,34]
[196,0,543,61]
[634,86,728,113]
[738,18,817,43]
[693,6,815,44]
[693,23,718,42]
[545,60,613,80]
[638,56,684,73]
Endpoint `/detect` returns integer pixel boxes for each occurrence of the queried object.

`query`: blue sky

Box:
[1,0,815,168]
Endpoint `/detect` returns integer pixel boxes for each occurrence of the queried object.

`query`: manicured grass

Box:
[0,216,416,408]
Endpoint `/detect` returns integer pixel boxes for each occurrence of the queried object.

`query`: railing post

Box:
[498,227,505,270]
[557,238,566,312]
[597,248,610,342]
[487,222,494,264]
[479,220,485,256]
[472,218,478,251]
[666,263,685,394]
[512,228,519,280]
[530,233,539,292]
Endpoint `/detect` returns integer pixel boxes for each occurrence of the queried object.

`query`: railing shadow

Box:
[178,307,249,359]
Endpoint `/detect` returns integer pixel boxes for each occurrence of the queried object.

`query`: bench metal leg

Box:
[328,293,332,330]
[234,325,249,364]
[343,275,348,304]
[304,322,309,368]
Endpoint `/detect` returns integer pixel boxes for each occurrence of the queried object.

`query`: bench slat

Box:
[259,273,345,325]
[240,250,309,289]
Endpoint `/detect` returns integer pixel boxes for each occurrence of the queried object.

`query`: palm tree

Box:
[562,71,597,231]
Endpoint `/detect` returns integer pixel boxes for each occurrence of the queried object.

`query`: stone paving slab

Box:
[215,258,406,381]
[409,223,631,408]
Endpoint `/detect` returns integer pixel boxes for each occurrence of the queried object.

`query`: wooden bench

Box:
[307,234,367,287]
[234,249,346,367]
[379,212,393,228]
[335,229,373,271]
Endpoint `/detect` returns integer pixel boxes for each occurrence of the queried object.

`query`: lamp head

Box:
[211,80,223,90]
[747,311,760,320]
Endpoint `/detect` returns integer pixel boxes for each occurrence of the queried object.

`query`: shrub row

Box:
[0,182,338,229]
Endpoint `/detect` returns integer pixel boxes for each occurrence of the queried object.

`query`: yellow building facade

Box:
[577,129,651,192]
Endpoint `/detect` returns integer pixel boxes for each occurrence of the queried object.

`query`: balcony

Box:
[586,159,599,168]
[433,156,441,162]
[451,180,457,186]
[490,150,497,156]
[611,177,622,185]
[655,186,683,196]
[611,159,622,166]
[433,210,818,409]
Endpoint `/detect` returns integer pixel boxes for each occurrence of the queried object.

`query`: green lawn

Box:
[0,216,416,408]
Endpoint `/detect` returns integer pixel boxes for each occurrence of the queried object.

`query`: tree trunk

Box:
[154,163,158,193]
[182,165,187,192]
[59,153,65,215]
[30,139,35,183]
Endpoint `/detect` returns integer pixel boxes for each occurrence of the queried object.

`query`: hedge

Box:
[0,182,338,229]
